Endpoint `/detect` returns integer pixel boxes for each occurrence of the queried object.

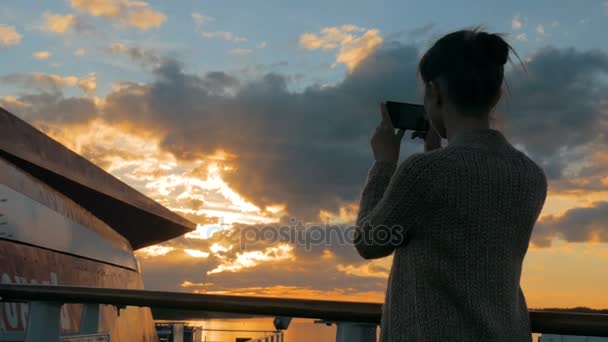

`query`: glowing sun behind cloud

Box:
[37,118,283,242]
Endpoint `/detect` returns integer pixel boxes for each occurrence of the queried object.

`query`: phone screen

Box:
[385,101,430,131]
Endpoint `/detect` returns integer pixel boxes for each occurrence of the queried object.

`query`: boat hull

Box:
[0,156,157,341]
[0,239,157,341]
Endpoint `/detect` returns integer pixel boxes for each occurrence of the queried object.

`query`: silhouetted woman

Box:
[354,28,548,341]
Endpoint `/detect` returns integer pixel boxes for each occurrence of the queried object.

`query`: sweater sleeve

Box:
[354,153,436,259]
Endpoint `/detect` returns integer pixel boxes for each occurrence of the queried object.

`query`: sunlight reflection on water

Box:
[185,317,540,342]
[186,317,349,342]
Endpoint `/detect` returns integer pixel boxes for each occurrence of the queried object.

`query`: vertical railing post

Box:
[172,323,184,342]
[80,303,100,334]
[335,321,377,342]
[24,301,62,342]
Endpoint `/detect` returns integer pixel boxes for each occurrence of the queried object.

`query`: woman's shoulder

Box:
[511,149,549,189]
[431,143,547,187]
[403,146,461,165]
[398,148,458,177]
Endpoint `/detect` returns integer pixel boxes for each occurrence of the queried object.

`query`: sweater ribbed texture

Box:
[355,128,547,342]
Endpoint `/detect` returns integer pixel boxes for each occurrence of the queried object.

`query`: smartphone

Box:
[385,101,430,132]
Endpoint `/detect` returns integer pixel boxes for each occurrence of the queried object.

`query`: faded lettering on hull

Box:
[1,271,70,331]
[0,240,158,341]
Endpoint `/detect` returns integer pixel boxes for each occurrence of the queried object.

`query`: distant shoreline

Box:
[530,307,608,314]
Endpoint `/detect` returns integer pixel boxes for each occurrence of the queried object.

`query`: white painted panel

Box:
[0,185,138,271]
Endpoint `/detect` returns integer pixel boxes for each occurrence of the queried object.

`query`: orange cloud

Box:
[35,73,78,86]
[136,245,175,258]
[1,96,30,108]
[208,244,294,274]
[181,281,214,288]
[335,29,383,71]
[41,12,75,34]
[210,243,230,253]
[300,25,363,50]
[71,0,120,16]
[0,73,101,96]
[265,204,286,215]
[0,23,21,47]
[336,260,389,278]
[78,73,97,95]
[319,202,359,224]
[184,249,210,258]
[33,51,51,60]
[299,25,383,71]
[70,0,166,30]
[126,6,166,30]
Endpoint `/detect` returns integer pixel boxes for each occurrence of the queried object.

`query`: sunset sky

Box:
[1,0,608,309]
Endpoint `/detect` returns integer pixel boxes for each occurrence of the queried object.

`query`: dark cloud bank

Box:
[3,42,608,255]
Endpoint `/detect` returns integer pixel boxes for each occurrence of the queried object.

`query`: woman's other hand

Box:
[423,125,442,152]
[411,125,442,152]
[371,103,405,163]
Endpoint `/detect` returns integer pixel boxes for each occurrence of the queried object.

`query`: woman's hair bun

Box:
[476,32,510,66]
[418,28,516,113]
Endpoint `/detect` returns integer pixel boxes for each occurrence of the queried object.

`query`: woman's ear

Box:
[489,88,502,109]
[428,81,442,106]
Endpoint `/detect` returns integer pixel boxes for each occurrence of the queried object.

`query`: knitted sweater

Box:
[354,128,547,342]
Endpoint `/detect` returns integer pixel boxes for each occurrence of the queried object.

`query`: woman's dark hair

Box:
[418,27,518,116]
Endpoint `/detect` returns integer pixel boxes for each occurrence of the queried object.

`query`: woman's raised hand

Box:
[370,103,405,163]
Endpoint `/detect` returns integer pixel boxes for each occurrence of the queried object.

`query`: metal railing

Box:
[246,331,284,342]
[1,284,608,341]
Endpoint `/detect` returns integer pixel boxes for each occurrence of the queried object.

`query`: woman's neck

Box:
[444,111,491,143]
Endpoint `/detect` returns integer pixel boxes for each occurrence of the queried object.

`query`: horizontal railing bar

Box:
[0,284,380,323]
[529,310,608,337]
[184,329,276,333]
[1,285,608,336]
